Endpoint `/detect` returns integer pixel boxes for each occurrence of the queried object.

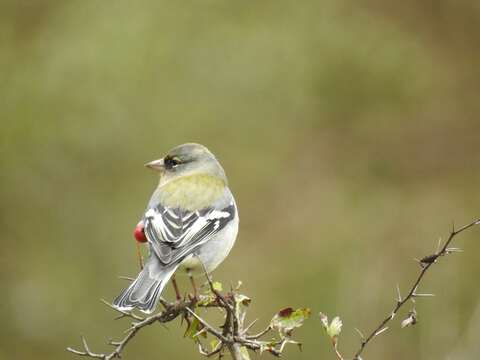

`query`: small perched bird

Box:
[113,143,239,313]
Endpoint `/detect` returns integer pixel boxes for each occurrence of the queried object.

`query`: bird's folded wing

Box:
[143,202,236,265]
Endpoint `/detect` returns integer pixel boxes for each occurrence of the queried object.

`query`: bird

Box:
[113,143,239,313]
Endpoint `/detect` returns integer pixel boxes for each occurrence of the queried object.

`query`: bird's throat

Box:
[156,174,226,211]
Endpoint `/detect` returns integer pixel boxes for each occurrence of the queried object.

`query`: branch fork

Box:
[68,267,308,360]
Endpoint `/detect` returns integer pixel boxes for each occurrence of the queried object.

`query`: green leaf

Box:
[239,346,251,360]
[212,281,223,292]
[210,339,220,351]
[319,312,343,340]
[270,307,311,337]
[184,315,205,341]
[196,293,216,306]
[327,317,342,339]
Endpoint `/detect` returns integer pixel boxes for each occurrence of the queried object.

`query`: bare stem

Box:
[227,343,245,360]
[333,341,344,360]
[351,218,480,359]
[68,268,300,360]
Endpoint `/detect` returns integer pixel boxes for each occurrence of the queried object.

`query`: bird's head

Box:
[145,143,227,185]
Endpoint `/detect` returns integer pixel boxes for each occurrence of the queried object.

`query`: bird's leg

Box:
[135,242,144,270]
[171,275,182,301]
[187,269,198,299]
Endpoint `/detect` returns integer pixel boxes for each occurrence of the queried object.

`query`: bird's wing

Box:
[143,201,236,266]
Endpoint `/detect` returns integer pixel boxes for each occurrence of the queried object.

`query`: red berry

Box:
[134,221,147,243]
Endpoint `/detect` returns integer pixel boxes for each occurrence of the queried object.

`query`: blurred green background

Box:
[1,1,480,359]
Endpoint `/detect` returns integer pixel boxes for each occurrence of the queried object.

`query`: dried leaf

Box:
[401,309,417,328]
[234,294,251,307]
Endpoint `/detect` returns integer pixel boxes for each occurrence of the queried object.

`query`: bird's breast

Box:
[156,174,226,211]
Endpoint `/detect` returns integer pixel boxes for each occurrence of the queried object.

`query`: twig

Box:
[68,296,205,359]
[185,307,229,342]
[241,319,258,335]
[333,341,344,360]
[68,267,303,360]
[245,325,271,340]
[100,299,144,321]
[351,218,480,359]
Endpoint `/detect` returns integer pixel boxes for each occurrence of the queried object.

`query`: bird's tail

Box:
[113,255,177,314]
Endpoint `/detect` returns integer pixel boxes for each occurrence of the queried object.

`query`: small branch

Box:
[68,268,306,360]
[333,341,344,360]
[351,218,480,359]
[185,307,229,343]
[245,325,271,340]
[227,343,245,360]
[100,299,144,321]
[67,337,105,359]
[68,296,208,359]
[198,341,224,357]
[241,319,258,335]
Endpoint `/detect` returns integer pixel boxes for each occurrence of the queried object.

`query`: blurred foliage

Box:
[1,1,479,359]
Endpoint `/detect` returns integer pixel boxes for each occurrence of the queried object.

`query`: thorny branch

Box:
[67,219,478,360]
[67,271,309,360]
[344,218,480,360]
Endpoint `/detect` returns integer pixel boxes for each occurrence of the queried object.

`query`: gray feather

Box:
[113,256,177,313]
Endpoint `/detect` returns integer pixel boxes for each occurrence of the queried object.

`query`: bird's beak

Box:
[144,158,164,171]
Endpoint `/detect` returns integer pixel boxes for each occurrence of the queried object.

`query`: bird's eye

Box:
[164,156,181,170]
